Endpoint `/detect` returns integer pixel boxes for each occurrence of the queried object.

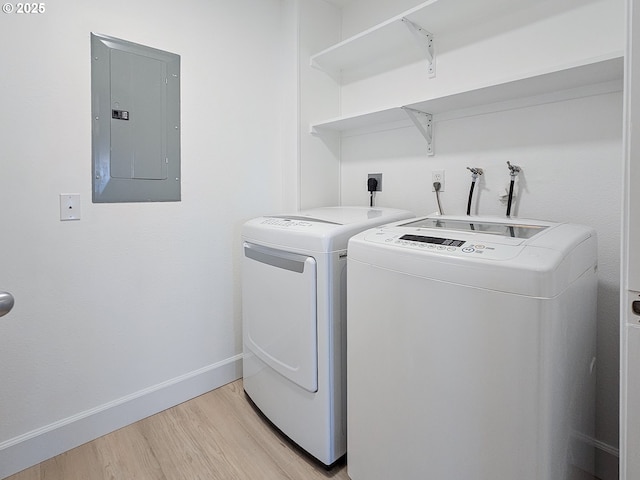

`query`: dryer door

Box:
[243,242,318,392]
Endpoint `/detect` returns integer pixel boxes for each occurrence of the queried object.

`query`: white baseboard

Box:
[0,355,242,479]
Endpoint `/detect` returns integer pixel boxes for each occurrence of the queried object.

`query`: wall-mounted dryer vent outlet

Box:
[368,173,382,192]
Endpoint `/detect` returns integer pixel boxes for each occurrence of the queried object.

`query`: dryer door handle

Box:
[243,243,310,274]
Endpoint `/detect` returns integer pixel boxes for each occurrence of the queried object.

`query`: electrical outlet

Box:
[432,170,445,191]
[368,173,382,192]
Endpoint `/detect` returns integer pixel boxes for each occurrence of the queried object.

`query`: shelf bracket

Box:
[403,107,434,156]
[401,18,435,78]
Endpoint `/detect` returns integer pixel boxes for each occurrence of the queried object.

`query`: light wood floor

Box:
[5,379,601,480]
[5,380,348,480]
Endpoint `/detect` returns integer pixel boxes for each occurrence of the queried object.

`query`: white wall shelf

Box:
[310,54,623,140]
[310,0,568,81]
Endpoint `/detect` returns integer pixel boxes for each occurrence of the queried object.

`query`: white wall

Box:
[323,0,624,478]
[298,0,342,209]
[0,0,292,476]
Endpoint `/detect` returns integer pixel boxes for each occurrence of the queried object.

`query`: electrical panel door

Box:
[91,33,180,203]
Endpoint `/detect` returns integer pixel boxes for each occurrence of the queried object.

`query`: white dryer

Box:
[347,215,597,480]
[241,206,414,466]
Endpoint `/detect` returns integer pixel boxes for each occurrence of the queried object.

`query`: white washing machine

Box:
[241,206,414,466]
[347,215,597,480]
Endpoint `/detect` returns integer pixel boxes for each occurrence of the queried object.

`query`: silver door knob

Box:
[0,291,14,317]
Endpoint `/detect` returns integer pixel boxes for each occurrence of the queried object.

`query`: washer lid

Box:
[400,217,548,239]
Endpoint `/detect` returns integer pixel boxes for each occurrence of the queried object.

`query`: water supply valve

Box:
[507,161,521,179]
[466,167,484,180]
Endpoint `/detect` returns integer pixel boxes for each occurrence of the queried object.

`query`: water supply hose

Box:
[506,161,521,217]
[466,167,483,215]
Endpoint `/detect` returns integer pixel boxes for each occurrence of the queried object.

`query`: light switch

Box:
[60,194,81,221]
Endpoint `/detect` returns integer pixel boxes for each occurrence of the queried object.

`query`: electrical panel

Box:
[91,33,180,203]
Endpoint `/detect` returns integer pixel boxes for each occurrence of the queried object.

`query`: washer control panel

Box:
[400,234,466,248]
[364,230,523,260]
